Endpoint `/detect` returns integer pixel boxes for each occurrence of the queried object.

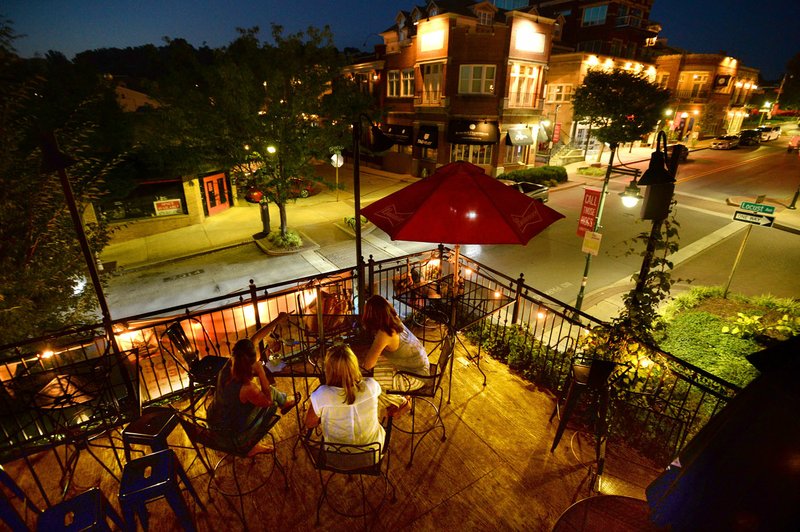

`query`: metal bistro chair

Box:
[549,356,630,483]
[301,417,396,528]
[386,333,455,466]
[159,318,228,413]
[176,406,287,520]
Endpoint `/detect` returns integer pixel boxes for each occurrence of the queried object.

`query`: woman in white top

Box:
[306,344,385,448]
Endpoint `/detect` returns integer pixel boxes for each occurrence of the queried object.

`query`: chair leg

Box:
[550,383,585,453]
[175,457,206,511]
[164,488,197,532]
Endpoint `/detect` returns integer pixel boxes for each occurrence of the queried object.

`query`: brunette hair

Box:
[324,344,363,405]
[230,339,257,383]
[362,295,403,336]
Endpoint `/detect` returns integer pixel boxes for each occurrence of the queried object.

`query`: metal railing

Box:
[1,248,740,464]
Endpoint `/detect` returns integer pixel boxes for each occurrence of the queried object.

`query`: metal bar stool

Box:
[118,449,205,532]
[121,406,179,462]
[36,487,124,531]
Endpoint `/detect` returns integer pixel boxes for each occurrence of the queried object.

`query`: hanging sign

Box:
[577,187,602,237]
[581,231,602,256]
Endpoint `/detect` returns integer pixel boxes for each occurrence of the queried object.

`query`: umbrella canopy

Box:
[361,161,564,245]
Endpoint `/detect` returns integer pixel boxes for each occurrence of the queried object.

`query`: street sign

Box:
[739,201,775,214]
[732,210,775,227]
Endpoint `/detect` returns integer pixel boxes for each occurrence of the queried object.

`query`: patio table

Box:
[394,274,513,395]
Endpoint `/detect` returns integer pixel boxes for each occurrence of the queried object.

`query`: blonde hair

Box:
[324,344,363,405]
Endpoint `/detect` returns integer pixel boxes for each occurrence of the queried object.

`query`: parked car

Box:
[243,178,321,203]
[789,135,800,153]
[499,179,549,202]
[665,143,689,163]
[710,135,740,150]
[757,125,781,141]
[738,129,761,146]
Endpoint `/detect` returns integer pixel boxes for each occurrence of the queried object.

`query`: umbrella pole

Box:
[453,245,460,288]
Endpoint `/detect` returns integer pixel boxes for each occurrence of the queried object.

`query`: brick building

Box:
[345,1,557,177]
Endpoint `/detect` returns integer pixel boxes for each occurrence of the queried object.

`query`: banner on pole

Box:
[577,187,602,237]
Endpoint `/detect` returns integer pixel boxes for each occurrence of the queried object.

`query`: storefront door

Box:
[202,172,230,216]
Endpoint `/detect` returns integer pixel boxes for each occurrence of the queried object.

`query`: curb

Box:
[110,240,255,274]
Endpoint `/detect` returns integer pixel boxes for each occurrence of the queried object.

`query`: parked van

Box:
[757,125,781,141]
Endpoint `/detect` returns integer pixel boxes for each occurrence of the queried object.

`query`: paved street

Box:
[103,140,800,321]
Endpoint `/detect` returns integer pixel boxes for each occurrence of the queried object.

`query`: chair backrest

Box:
[302,417,392,476]
[178,407,279,458]
[433,334,456,389]
[162,322,198,369]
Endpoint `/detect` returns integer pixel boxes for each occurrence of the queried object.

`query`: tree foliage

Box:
[779,52,800,110]
[0,23,124,344]
[572,69,671,146]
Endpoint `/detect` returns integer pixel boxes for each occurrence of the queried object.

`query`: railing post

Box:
[511,273,525,325]
[249,279,261,330]
[367,255,375,299]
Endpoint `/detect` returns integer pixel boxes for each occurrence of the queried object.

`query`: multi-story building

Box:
[345,1,556,177]
[654,53,759,139]
[530,0,661,61]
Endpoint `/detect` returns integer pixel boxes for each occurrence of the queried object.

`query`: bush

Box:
[502,165,567,185]
[267,229,302,249]
[577,166,607,176]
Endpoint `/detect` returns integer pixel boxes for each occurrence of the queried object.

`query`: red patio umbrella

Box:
[361,161,564,284]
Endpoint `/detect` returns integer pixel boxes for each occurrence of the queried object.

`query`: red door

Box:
[202,173,230,216]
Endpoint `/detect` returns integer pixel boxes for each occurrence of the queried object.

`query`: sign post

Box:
[724,195,770,297]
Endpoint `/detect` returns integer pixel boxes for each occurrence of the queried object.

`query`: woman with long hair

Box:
[206,336,298,455]
[305,343,384,447]
[361,295,429,417]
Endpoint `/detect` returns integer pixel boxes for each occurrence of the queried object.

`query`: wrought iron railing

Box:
[1,247,740,464]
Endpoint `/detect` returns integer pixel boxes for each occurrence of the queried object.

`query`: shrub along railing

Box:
[2,247,740,467]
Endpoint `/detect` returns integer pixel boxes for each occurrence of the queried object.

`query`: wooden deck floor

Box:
[3,340,663,531]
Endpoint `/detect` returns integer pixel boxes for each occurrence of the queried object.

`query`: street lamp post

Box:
[632,131,677,298]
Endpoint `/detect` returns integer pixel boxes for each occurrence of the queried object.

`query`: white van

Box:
[757,125,781,141]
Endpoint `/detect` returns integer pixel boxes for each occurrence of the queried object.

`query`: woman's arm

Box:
[250,312,289,346]
[363,330,391,370]
[304,403,320,429]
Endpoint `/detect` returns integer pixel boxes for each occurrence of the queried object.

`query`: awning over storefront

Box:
[415,125,439,148]
[505,128,534,146]
[447,120,499,145]
[384,124,413,145]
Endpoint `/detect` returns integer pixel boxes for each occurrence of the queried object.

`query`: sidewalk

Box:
[99,146,800,323]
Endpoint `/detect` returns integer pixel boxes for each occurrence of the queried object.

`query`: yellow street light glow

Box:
[40,350,55,359]
[266,146,277,154]
[665,109,673,116]
[537,311,546,320]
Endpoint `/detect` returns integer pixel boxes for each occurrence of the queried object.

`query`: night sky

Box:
[4,0,798,81]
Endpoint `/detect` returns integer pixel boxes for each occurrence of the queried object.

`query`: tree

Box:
[570,68,671,320]
[0,22,124,344]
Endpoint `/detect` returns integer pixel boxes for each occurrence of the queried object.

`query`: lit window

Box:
[450,144,494,165]
[459,65,496,95]
[546,84,573,103]
[388,70,400,97]
[478,11,493,26]
[401,68,415,97]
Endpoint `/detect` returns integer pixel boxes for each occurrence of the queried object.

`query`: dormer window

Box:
[429,7,438,16]
[399,27,408,41]
[478,11,493,26]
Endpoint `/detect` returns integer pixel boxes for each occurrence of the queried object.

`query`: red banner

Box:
[552,123,562,144]
[577,187,602,237]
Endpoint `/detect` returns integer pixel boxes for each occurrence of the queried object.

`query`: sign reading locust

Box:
[739,201,775,215]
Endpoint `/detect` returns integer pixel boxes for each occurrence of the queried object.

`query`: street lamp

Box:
[352,115,394,309]
[633,131,677,297]
[619,179,643,208]
[758,101,772,127]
